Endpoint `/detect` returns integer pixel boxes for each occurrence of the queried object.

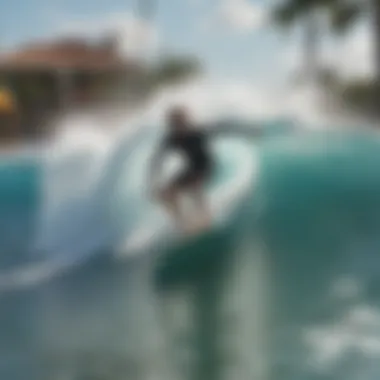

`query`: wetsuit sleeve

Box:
[206,120,261,139]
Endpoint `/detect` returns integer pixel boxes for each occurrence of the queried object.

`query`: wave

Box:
[0,121,260,292]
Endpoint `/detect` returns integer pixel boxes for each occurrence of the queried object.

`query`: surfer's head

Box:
[167,106,190,133]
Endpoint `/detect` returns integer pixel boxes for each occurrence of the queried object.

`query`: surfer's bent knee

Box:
[159,186,179,202]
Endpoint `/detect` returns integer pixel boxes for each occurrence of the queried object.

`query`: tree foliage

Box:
[272,0,363,31]
[339,79,380,117]
[150,56,202,87]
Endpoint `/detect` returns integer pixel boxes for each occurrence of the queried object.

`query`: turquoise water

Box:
[256,131,380,379]
[2,123,380,379]
[0,161,40,271]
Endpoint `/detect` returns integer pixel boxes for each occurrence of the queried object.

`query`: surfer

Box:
[148,106,214,234]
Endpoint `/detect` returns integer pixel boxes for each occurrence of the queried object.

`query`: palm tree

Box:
[137,0,157,58]
[329,0,380,83]
[272,0,322,83]
[272,0,361,83]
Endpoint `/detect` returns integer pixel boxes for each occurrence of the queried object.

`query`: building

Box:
[0,35,143,138]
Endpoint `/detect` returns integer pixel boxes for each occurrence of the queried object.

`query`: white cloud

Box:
[207,0,267,34]
[56,12,160,58]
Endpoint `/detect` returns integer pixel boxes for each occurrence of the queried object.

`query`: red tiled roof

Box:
[0,38,136,71]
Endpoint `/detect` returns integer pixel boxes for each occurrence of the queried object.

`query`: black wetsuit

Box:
[162,129,214,188]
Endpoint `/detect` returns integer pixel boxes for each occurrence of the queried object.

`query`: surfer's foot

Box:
[179,223,196,236]
[198,214,212,230]
[182,218,211,236]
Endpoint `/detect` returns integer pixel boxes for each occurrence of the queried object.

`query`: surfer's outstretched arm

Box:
[207,120,261,139]
[147,142,166,198]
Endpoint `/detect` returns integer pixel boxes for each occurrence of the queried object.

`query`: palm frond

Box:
[329,2,362,33]
[271,3,300,27]
[271,0,322,27]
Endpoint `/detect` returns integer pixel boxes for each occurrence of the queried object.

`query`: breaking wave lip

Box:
[0,121,260,292]
[0,125,147,293]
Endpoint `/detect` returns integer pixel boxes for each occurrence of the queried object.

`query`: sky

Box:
[0,0,374,84]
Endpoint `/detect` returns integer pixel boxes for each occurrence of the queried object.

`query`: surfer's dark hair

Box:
[167,106,188,120]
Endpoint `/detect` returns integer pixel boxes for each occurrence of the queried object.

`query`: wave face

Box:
[3,123,380,379]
